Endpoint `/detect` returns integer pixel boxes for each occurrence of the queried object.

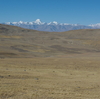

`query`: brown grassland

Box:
[0,56,100,99]
[0,24,100,99]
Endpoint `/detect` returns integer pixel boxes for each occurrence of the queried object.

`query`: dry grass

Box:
[0,24,100,99]
[0,35,22,39]
[0,57,100,99]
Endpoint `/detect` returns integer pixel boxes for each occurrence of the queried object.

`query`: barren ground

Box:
[0,55,100,99]
[0,24,100,99]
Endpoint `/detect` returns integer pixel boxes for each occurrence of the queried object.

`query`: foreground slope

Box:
[0,24,100,58]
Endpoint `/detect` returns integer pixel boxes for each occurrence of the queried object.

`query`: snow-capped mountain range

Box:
[2,19,100,32]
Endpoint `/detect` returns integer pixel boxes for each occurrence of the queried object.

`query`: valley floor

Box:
[0,54,100,99]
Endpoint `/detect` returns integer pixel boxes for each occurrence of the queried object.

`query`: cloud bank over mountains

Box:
[3,19,100,32]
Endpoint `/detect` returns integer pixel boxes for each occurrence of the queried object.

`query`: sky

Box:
[0,0,100,25]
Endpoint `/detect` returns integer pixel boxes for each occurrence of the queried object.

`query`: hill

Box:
[0,24,100,58]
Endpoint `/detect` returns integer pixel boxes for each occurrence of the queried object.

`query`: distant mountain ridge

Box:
[2,19,100,32]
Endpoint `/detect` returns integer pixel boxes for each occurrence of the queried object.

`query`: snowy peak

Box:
[2,19,100,32]
[47,21,58,25]
[4,19,100,27]
[89,23,100,28]
[34,19,42,24]
[52,21,58,25]
[4,19,63,26]
[4,19,81,26]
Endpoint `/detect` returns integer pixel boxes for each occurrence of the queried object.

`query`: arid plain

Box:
[0,24,100,99]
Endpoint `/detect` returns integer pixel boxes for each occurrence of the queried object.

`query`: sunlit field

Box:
[0,56,100,99]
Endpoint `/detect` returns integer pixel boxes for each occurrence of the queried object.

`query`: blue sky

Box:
[0,0,100,25]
